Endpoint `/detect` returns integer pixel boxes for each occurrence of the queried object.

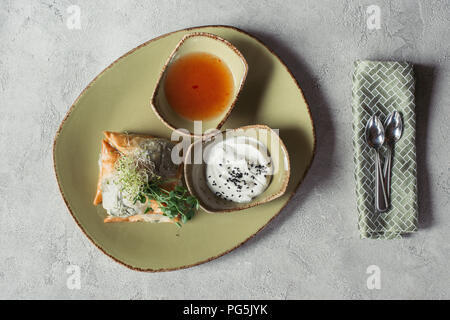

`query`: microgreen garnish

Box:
[138,179,199,226]
[115,151,198,226]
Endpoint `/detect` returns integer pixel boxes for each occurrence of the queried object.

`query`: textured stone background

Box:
[1,0,449,299]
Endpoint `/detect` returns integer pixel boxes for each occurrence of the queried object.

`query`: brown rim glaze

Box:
[53,25,317,272]
[184,124,291,213]
[151,32,248,137]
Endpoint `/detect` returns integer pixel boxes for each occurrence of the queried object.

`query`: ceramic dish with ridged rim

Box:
[53,25,316,272]
[184,125,290,213]
[151,32,248,136]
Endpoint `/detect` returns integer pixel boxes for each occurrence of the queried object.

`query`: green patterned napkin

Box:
[352,61,418,239]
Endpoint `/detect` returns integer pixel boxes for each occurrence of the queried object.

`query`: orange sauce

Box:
[164,52,234,121]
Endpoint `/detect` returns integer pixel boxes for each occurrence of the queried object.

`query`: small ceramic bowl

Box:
[184,125,290,213]
[151,32,248,137]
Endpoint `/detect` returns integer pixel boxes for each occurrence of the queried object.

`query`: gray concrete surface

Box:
[0,0,449,299]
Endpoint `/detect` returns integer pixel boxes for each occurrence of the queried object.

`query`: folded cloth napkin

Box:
[352,60,418,239]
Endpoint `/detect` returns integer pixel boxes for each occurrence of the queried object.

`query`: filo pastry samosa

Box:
[93,131,197,225]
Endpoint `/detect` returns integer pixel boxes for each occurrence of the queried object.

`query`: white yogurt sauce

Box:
[205,136,273,203]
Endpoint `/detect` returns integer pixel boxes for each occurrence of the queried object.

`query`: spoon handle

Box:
[384,147,392,201]
[375,151,388,212]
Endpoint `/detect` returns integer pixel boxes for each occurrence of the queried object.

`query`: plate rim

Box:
[53,25,317,272]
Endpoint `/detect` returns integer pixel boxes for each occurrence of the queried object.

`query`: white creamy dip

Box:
[205,136,273,203]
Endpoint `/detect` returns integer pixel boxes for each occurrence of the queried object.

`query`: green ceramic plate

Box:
[53,26,316,271]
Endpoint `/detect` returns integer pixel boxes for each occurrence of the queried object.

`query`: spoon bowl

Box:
[384,111,403,145]
[365,115,385,149]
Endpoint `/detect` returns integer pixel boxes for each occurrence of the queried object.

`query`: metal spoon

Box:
[384,111,403,201]
[365,115,388,212]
